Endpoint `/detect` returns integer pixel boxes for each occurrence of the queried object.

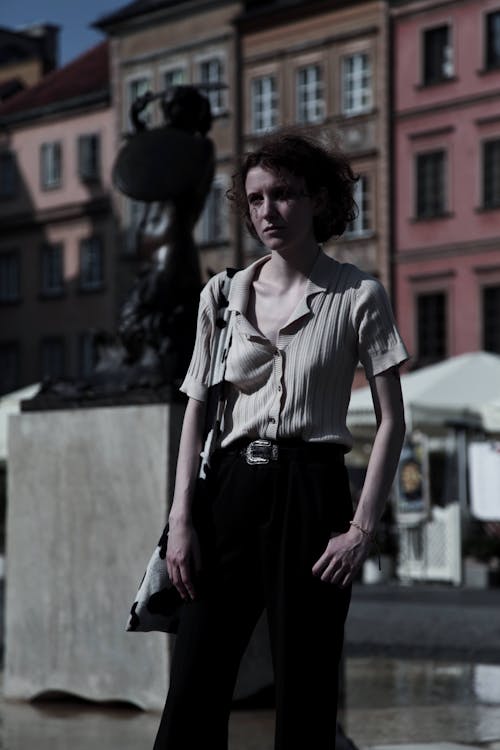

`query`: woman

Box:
[154,131,408,750]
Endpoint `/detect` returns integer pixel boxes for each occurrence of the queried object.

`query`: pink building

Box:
[0,42,119,393]
[392,0,500,367]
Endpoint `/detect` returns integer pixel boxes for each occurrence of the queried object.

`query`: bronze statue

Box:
[31,85,215,405]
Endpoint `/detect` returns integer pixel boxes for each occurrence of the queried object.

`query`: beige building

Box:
[95,0,245,277]
[238,0,392,287]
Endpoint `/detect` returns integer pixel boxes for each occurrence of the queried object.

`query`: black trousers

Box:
[153,442,353,750]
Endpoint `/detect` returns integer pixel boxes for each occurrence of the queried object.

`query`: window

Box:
[346,175,372,237]
[483,139,500,209]
[199,58,225,115]
[41,243,64,297]
[79,237,103,291]
[40,337,65,380]
[486,11,500,70]
[0,342,20,395]
[417,292,447,363]
[296,65,324,124]
[251,75,278,133]
[483,285,500,353]
[164,67,187,91]
[0,151,17,199]
[416,150,447,218]
[341,53,372,115]
[79,332,96,378]
[78,134,100,182]
[423,25,453,85]
[0,250,20,303]
[127,77,153,129]
[40,142,62,189]
[199,179,227,244]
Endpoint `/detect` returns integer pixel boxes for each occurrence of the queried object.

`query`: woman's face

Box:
[245,166,317,253]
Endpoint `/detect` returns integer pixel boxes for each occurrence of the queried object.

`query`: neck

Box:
[265,242,320,284]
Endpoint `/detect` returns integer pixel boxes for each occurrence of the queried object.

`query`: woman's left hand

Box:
[312,526,372,588]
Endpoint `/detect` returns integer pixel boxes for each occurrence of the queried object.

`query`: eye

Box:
[274,187,289,201]
[248,193,263,207]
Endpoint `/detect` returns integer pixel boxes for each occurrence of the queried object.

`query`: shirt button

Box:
[269,417,276,424]
[278,385,282,392]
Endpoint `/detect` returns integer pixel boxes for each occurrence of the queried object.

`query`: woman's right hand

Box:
[166,517,202,601]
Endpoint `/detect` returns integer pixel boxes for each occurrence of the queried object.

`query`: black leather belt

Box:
[223,438,346,465]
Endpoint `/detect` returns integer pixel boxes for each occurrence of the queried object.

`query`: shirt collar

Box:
[228,249,335,316]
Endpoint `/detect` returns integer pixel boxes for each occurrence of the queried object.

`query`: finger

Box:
[320,557,342,583]
[171,564,191,600]
[312,551,331,576]
[179,562,198,600]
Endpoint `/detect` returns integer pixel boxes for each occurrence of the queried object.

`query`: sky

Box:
[0,0,128,66]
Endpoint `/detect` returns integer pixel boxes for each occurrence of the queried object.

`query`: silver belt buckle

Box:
[245,439,278,465]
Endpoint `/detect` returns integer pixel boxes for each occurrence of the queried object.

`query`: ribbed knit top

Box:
[180,250,409,451]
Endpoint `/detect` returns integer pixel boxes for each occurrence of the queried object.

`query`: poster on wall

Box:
[395,436,430,526]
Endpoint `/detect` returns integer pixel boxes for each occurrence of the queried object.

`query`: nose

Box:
[261,194,278,218]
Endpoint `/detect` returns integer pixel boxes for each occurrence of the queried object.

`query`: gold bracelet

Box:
[349,521,381,571]
[349,520,374,539]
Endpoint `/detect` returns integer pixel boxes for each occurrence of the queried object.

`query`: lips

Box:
[263,225,284,233]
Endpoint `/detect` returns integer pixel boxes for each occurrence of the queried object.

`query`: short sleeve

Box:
[179,274,222,401]
[353,277,410,379]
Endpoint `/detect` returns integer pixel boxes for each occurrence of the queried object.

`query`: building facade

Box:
[392,0,500,367]
[0,42,118,394]
[238,0,392,289]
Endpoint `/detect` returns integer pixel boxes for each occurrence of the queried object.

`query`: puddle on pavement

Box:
[345,658,500,747]
[0,659,499,749]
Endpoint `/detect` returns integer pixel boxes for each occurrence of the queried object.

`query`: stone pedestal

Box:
[4,403,183,710]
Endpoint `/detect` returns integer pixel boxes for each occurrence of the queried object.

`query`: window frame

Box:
[485,9,500,71]
[482,283,500,353]
[422,24,454,86]
[197,56,226,116]
[416,290,448,365]
[482,137,500,210]
[125,73,154,131]
[295,64,325,125]
[40,141,62,190]
[0,151,17,199]
[40,242,64,298]
[78,133,101,183]
[0,248,21,304]
[79,236,104,292]
[250,74,278,134]
[345,174,373,238]
[341,52,373,116]
[163,65,188,92]
[79,331,97,379]
[415,149,448,219]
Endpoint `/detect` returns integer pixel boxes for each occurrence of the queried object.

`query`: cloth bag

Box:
[126,269,236,633]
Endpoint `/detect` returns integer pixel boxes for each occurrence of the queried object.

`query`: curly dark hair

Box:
[227,129,358,243]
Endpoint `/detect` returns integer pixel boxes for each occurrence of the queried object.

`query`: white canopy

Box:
[0,383,40,462]
[347,351,500,433]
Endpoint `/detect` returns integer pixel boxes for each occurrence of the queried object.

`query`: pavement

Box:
[346,582,500,663]
[0,581,499,749]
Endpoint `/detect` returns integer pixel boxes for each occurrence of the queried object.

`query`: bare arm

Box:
[312,366,406,587]
[166,396,206,600]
